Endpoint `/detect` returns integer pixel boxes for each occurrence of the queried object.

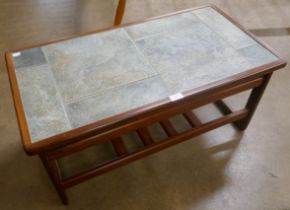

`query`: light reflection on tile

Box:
[13,48,47,69]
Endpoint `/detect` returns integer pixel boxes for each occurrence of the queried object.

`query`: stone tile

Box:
[15,64,71,142]
[135,21,233,74]
[194,7,257,49]
[238,44,279,67]
[160,51,252,94]
[125,12,199,40]
[42,29,156,104]
[66,76,170,128]
[13,48,47,68]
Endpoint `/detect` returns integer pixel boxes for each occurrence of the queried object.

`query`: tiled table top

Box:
[12,7,278,142]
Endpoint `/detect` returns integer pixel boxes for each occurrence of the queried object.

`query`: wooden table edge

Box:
[5,52,32,154]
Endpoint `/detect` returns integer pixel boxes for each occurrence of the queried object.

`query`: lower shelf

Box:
[58,105,248,189]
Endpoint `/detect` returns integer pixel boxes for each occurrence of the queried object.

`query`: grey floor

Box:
[0,0,290,209]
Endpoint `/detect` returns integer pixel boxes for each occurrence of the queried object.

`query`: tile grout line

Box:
[192,9,256,51]
[133,31,167,42]
[65,74,159,105]
[129,13,199,42]
[41,48,73,130]
[189,11,259,69]
[122,28,159,76]
[63,28,165,105]
[122,28,173,94]
[191,10,278,70]
[42,29,162,106]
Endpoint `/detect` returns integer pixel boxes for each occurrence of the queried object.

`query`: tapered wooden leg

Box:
[114,0,126,25]
[235,73,272,130]
[40,154,68,205]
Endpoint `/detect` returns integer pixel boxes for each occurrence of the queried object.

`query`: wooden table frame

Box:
[5,5,286,205]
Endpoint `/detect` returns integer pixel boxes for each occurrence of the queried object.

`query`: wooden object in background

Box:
[114,0,126,25]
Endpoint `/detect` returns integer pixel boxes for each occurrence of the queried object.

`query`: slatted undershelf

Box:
[111,99,238,158]
[56,99,247,189]
[110,102,225,157]
[109,116,199,159]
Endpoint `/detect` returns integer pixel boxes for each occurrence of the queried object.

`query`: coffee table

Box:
[5,5,286,204]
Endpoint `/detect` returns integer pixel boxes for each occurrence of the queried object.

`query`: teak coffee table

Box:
[5,5,286,204]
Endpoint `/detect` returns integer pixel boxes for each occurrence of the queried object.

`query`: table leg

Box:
[235,73,272,130]
[39,154,68,205]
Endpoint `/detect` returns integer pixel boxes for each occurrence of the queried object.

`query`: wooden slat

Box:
[214,100,233,115]
[61,109,249,189]
[111,137,128,156]
[137,128,154,146]
[183,111,202,127]
[160,120,178,137]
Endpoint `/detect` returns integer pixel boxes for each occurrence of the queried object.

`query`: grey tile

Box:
[13,48,47,69]
[42,29,156,104]
[135,21,233,73]
[15,64,71,142]
[66,76,170,128]
[194,7,257,49]
[160,51,252,94]
[238,44,278,67]
[125,13,199,40]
